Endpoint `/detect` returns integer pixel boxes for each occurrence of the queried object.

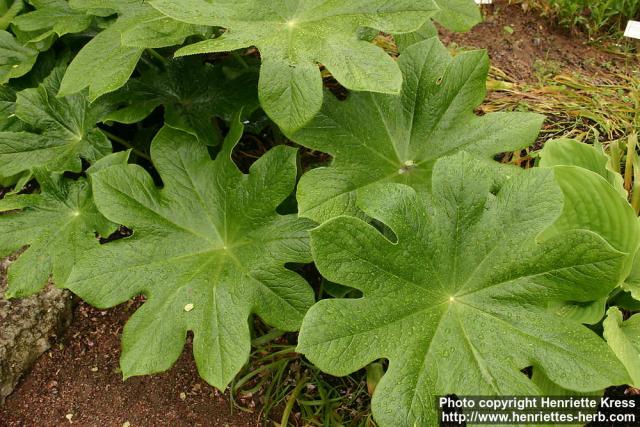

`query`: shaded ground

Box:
[0,301,258,427]
[1,2,637,426]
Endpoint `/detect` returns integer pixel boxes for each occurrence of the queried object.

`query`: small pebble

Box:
[179,392,187,400]
[184,303,194,312]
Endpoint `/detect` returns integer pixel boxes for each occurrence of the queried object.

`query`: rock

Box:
[0,255,73,403]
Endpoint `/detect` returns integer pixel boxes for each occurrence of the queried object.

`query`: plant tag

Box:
[625,21,640,39]
[475,0,493,4]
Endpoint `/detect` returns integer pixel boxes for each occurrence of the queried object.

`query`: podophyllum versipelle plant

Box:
[0,1,639,425]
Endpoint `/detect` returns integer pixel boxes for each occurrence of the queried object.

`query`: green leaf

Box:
[86,149,130,175]
[0,30,38,84]
[6,46,57,88]
[104,57,258,146]
[322,279,359,299]
[66,118,315,388]
[539,139,640,319]
[611,290,640,311]
[13,0,92,42]
[624,247,640,300]
[531,366,601,427]
[0,0,23,31]
[539,138,625,197]
[538,166,639,321]
[432,0,481,32]
[0,171,116,298]
[58,23,143,101]
[540,139,640,300]
[0,85,27,131]
[394,0,481,51]
[67,0,122,16]
[393,20,437,52]
[546,298,608,325]
[604,307,640,387]
[148,0,442,132]
[298,152,628,426]
[0,64,112,177]
[290,37,544,223]
[59,0,200,100]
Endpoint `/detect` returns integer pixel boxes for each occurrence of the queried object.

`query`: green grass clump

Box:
[542,0,640,35]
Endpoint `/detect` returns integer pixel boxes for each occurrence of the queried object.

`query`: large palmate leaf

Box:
[13,0,93,42]
[149,0,444,132]
[297,152,629,426]
[0,30,38,84]
[0,169,117,298]
[539,139,640,322]
[104,57,259,146]
[59,0,201,100]
[66,118,315,388]
[0,64,112,179]
[604,307,640,387]
[289,37,544,223]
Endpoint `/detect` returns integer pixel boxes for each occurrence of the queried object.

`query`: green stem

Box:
[101,129,151,161]
[232,359,288,392]
[251,328,285,347]
[146,48,168,67]
[280,373,308,427]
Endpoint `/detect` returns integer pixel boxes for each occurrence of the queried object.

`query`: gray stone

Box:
[0,255,73,403]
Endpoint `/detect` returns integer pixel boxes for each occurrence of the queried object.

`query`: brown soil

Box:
[0,3,635,427]
[0,301,259,427]
[439,1,634,82]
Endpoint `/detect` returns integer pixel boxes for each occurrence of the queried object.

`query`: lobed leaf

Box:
[66,117,315,388]
[290,37,544,223]
[0,64,112,179]
[148,0,444,132]
[13,0,92,42]
[298,152,629,426]
[104,57,259,146]
[0,170,117,298]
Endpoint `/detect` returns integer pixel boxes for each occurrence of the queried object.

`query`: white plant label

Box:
[624,21,640,39]
[475,0,493,3]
